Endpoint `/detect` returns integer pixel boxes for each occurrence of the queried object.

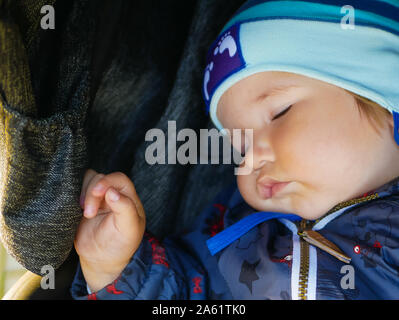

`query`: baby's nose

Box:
[254,159,267,171]
[245,143,274,172]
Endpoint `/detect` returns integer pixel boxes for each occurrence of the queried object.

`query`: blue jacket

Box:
[71,177,399,300]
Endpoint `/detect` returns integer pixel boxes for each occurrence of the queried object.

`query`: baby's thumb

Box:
[104,187,145,236]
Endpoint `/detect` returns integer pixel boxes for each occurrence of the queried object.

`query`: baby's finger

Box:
[104,187,145,238]
[80,169,98,208]
[88,172,144,219]
[83,173,106,218]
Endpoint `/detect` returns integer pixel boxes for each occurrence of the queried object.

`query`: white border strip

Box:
[307,245,318,300]
[313,203,358,231]
[279,218,301,300]
[290,233,300,300]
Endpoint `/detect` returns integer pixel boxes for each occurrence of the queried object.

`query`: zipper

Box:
[294,191,379,300]
[322,193,379,217]
[299,230,351,264]
[298,234,310,299]
[297,219,312,300]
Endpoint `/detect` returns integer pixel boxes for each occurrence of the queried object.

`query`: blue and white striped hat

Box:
[203,0,399,145]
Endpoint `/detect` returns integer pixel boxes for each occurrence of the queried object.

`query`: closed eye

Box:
[272,105,292,121]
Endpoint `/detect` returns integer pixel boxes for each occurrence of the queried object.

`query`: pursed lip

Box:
[256,176,291,199]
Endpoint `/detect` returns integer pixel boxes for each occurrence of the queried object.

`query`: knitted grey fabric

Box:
[0,0,245,275]
[0,0,93,274]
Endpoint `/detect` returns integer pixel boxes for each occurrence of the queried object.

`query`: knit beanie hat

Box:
[203,0,399,145]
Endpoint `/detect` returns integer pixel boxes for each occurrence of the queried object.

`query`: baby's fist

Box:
[75,170,146,292]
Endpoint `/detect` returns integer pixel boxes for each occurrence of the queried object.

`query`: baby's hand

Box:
[74,169,146,292]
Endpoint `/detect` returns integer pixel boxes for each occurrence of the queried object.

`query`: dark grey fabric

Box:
[0,0,91,275]
[0,0,246,276]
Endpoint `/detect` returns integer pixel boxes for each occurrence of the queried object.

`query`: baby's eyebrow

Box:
[254,84,299,104]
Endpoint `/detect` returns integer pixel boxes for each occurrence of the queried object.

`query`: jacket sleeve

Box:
[70,183,238,300]
[0,0,92,274]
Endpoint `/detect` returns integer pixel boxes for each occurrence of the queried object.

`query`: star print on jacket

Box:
[239,259,260,294]
[70,178,399,300]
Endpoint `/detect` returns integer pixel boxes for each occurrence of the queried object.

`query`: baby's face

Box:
[217,71,396,220]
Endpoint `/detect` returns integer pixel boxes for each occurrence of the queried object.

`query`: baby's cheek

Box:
[277,114,340,173]
[271,126,316,178]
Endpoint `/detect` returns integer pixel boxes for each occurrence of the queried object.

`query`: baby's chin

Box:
[246,198,326,220]
[246,197,292,215]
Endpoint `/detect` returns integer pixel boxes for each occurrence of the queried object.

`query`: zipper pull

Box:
[298,230,351,264]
